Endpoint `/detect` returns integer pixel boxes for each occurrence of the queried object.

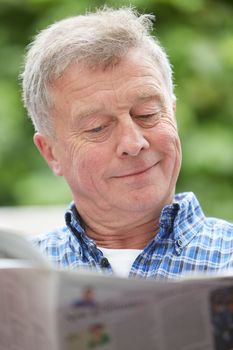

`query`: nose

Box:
[116,118,150,158]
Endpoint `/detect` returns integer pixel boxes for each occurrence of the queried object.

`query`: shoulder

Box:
[202,216,233,236]
[188,193,233,246]
[174,192,233,243]
[174,193,233,270]
[32,225,70,246]
[31,225,82,268]
[175,192,233,230]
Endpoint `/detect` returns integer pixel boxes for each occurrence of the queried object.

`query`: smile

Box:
[116,163,157,178]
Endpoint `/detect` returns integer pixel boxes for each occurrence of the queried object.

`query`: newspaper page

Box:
[56,270,158,350]
[56,271,233,350]
[0,264,57,350]
[0,229,49,266]
[1,230,233,349]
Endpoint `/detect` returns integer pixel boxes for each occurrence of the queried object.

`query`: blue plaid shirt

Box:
[33,192,233,279]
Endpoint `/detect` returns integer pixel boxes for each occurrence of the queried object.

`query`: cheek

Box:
[71,145,109,187]
[152,123,180,155]
[153,125,181,183]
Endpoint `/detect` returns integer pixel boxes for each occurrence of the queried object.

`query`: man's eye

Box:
[135,113,161,126]
[84,122,114,142]
[138,113,158,119]
[87,125,106,133]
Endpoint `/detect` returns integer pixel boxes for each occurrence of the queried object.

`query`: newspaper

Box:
[0,229,233,350]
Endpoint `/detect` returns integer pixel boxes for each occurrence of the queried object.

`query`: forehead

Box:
[51,49,169,114]
[55,48,165,86]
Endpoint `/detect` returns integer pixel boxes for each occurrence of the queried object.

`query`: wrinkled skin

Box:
[34,49,182,248]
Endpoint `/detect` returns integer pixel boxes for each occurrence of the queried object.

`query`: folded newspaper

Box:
[1,229,233,350]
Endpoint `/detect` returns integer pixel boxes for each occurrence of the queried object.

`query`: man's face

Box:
[39,49,181,219]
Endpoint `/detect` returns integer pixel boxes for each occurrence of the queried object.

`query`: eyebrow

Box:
[72,88,163,120]
[72,106,104,120]
[136,87,164,101]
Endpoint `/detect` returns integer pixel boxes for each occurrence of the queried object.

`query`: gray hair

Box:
[21,7,174,136]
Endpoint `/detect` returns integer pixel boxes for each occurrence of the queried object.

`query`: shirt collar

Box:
[159,192,205,253]
[65,192,205,252]
[65,203,97,249]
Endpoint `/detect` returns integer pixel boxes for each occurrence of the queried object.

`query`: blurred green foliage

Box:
[0,0,232,221]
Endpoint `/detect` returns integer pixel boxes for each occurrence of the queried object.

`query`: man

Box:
[21,7,233,279]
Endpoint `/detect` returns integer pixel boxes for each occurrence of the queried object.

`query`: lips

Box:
[114,163,157,178]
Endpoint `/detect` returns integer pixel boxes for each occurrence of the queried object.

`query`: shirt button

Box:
[177,239,183,247]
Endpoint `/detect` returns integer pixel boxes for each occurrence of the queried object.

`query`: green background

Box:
[0,0,232,221]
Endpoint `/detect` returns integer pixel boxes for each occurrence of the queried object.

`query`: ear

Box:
[33,132,63,176]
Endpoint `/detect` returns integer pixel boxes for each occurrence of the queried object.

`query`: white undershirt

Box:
[99,247,142,278]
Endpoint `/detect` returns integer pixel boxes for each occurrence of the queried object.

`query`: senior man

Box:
[22,7,233,279]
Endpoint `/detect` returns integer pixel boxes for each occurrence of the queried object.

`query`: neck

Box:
[74,194,174,249]
[84,216,160,249]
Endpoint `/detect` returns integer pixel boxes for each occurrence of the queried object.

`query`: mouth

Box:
[115,163,157,178]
